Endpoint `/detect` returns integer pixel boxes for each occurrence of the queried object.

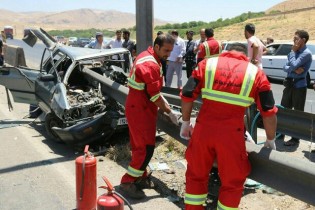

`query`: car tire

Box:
[45,113,64,143]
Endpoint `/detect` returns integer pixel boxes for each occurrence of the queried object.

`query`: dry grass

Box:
[105,144,131,162]
[215,8,315,43]
[157,136,186,158]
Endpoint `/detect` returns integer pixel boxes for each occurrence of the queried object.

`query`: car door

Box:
[271,44,292,79]
[35,49,69,113]
[0,66,39,104]
[262,44,281,78]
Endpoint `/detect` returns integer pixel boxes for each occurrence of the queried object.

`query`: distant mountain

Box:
[0,9,169,38]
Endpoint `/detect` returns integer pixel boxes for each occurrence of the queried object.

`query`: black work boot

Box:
[119,182,146,199]
[135,173,156,189]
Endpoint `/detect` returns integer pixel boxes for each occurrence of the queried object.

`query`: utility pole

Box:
[136,0,153,55]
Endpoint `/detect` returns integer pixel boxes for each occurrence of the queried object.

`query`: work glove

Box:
[168,110,179,126]
[245,131,255,144]
[180,120,194,140]
[264,139,276,150]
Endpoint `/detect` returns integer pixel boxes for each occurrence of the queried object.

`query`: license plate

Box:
[117,117,128,125]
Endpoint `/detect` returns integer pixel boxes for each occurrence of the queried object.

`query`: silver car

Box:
[0,28,132,145]
[262,43,315,86]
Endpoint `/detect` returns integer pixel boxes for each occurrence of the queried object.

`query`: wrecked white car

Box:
[0,28,132,145]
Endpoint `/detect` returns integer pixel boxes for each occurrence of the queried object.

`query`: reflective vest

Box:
[201,57,258,107]
[203,40,221,58]
[127,55,163,102]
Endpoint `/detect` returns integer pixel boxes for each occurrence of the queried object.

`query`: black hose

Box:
[113,191,133,210]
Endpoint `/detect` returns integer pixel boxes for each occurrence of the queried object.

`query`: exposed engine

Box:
[62,65,127,123]
[63,86,106,121]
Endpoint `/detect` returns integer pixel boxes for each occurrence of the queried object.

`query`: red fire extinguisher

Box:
[76,145,97,210]
[97,176,133,210]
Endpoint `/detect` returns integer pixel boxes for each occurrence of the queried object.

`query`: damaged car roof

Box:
[58,46,130,61]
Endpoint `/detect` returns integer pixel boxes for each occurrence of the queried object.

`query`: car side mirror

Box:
[38,73,55,82]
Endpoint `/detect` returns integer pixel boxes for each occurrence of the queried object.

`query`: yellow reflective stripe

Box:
[184,193,207,205]
[202,89,254,107]
[150,93,160,102]
[127,78,145,90]
[217,201,238,210]
[202,58,256,107]
[205,57,218,89]
[127,166,144,177]
[204,41,221,58]
[128,55,159,90]
[240,63,258,97]
[203,42,210,58]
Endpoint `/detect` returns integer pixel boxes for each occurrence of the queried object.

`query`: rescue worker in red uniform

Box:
[119,34,179,199]
[197,28,221,63]
[180,43,277,210]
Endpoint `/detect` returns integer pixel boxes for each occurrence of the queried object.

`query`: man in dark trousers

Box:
[157,31,168,84]
[0,38,3,66]
[280,30,312,146]
[122,30,135,72]
[184,31,196,78]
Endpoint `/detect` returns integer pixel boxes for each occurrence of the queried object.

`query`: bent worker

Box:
[180,43,278,209]
[119,34,179,199]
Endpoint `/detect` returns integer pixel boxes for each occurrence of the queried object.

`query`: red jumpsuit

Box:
[197,37,220,63]
[121,47,163,184]
[181,51,278,209]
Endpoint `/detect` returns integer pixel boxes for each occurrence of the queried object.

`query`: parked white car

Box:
[262,43,315,86]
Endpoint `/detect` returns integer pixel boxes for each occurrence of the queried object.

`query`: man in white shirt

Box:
[165,30,186,89]
[244,23,266,68]
[105,30,123,49]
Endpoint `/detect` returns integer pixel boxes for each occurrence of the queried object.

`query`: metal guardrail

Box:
[82,68,315,205]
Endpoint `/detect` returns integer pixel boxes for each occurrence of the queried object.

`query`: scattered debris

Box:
[149,162,169,171]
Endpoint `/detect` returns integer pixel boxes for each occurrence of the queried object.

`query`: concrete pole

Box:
[136,0,153,55]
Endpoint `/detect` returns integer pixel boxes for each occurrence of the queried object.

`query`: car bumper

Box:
[52,111,128,145]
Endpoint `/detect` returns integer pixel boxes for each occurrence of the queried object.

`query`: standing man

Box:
[0,37,3,66]
[122,30,135,71]
[157,31,167,83]
[87,32,106,49]
[122,30,135,53]
[1,31,6,43]
[105,30,123,49]
[280,30,312,146]
[119,34,179,199]
[196,28,220,63]
[184,31,196,78]
[180,43,278,210]
[165,30,186,89]
[105,30,123,60]
[244,23,267,68]
[194,28,206,54]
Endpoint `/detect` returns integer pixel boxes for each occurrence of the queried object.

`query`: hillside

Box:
[214,1,315,42]
[266,0,315,14]
[0,9,168,38]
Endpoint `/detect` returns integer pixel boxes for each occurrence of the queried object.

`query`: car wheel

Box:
[45,113,64,143]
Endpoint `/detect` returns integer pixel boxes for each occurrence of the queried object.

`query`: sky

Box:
[0,0,285,23]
